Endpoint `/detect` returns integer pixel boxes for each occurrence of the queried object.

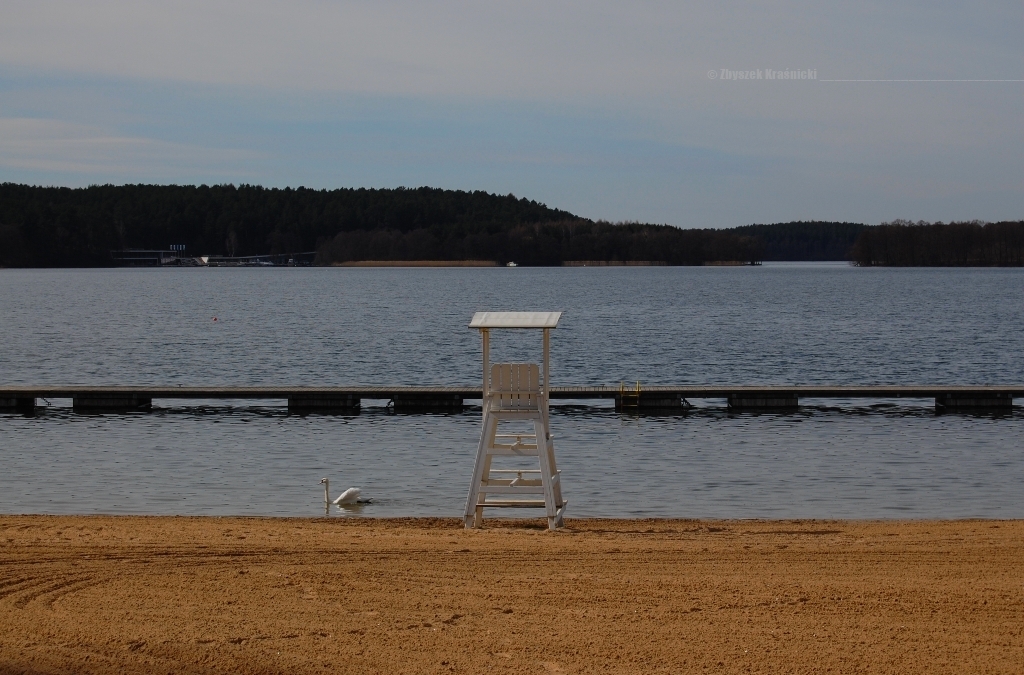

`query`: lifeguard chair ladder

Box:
[465,312,567,530]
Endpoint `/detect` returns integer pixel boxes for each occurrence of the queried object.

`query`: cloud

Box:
[3,1,1018,100]
[0,2,1021,224]
[3,1,1020,159]
[0,117,259,178]
[2,1,689,98]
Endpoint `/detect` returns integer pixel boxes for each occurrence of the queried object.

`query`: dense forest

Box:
[0,183,580,267]
[732,222,865,261]
[1,184,1020,266]
[851,220,1024,266]
[0,183,762,266]
[317,219,762,266]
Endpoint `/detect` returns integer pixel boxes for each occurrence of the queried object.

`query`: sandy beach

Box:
[1,516,1022,674]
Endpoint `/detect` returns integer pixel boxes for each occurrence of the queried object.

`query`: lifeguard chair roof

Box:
[469,311,561,329]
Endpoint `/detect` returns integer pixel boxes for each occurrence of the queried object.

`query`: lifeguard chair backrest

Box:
[489,363,541,411]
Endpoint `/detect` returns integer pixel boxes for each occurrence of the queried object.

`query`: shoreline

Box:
[0,513,1021,522]
[2,515,1022,673]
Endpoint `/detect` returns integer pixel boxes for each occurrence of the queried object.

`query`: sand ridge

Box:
[1,516,1022,674]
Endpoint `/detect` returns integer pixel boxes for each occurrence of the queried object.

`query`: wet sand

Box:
[1,516,1022,674]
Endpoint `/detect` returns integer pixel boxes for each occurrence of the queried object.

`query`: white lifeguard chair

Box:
[464,311,567,530]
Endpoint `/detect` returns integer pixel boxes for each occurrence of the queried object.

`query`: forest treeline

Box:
[1,184,1021,266]
[0,183,763,266]
[851,220,1024,266]
[0,183,579,267]
[733,222,864,261]
[318,220,762,266]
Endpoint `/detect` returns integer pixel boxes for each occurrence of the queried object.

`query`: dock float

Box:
[1,385,1019,413]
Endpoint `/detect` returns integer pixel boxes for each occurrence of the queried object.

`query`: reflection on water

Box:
[2,402,1022,519]
[325,503,373,517]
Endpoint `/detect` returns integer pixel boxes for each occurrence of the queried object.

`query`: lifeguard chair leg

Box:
[549,443,566,529]
[533,418,557,530]
[464,413,497,528]
[474,452,494,527]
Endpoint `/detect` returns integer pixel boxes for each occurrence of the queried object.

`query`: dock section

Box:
[1,385,1020,413]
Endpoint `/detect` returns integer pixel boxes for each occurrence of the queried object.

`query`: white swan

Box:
[320,478,372,506]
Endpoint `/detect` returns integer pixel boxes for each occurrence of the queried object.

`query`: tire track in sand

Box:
[3,574,102,609]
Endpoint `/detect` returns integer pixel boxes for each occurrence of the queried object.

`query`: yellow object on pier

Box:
[618,380,642,410]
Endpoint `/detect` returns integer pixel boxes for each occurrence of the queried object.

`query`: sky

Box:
[1,1,1022,227]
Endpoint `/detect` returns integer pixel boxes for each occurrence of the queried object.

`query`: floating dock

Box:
[1,385,1019,413]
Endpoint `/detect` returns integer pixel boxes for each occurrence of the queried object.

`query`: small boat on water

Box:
[506,262,518,267]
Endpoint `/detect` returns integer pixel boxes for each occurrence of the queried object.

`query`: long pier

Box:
[1,385,1019,413]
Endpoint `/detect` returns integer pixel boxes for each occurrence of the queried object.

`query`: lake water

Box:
[1,264,1022,519]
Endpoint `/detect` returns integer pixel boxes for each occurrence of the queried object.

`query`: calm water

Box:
[1,265,1022,518]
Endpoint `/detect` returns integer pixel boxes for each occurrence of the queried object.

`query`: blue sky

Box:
[1,1,1022,226]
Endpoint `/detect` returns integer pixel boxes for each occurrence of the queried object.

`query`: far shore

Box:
[1,515,1021,674]
[333,260,499,267]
